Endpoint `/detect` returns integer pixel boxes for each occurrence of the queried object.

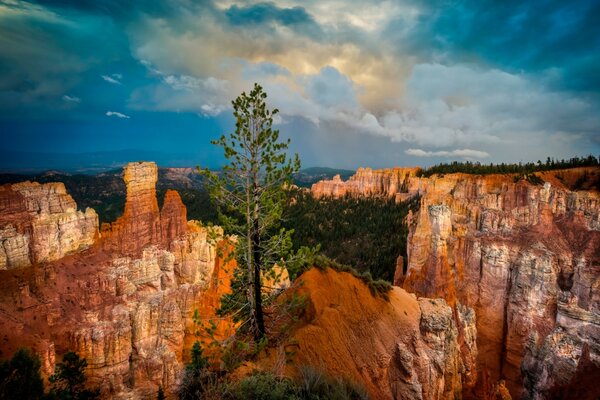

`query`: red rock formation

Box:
[309,166,600,398]
[0,162,232,399]
[0,182,98,268]
[401,172,600,399]
[101,162,189,256]
[311,167,420,199]
[247,268,477,400]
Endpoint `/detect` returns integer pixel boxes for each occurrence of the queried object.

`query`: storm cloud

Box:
[0,0,598,168]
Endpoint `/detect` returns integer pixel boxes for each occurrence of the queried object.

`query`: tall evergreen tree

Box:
[200,83,300,342]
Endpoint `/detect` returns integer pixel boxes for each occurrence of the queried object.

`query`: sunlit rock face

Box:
[401,173,600,399]
[247,268,477,400]
[0,162,234,399]
[310,166,600,398]
[0,181,98,269]
[311,167,420,199]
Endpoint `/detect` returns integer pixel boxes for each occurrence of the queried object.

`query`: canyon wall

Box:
[312,167,599,399]
[0,162,234,399]
[311,167,419,200]
[403,173,600,399]
[0,181,98,269]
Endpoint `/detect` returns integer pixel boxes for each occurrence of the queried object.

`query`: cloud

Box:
[405,148,490,159]
[106,111,130,118]
[130,62,230,116]
[366,63,600,150]
[1,0,599,166]
[62,94,81,103]
[101,74,122,85]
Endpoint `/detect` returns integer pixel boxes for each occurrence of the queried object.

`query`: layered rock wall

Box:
[311,167,419,199]
[310,166,600,398]
[250,268,477,400]
[0,162,233,399]
[401,173,600,399]
[0,181,98,269]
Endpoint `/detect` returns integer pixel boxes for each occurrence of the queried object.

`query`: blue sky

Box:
[1,0,599,169]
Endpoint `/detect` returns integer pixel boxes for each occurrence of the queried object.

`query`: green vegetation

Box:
[0,348,44,399]
[0,349,97,400]
[283,190,420,283]
[178,361,369,400]
[178,342,219,400]
[199,83,301,342]
[417,155,599,177]
[47,351,99,400]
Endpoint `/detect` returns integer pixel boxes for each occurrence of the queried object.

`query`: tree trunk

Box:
[252,216,265,341]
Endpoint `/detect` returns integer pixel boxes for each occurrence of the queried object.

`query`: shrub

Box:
[225,371,299,400]
[297,366,369,400]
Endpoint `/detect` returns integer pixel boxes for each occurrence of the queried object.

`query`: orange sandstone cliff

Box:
[0,162,234,399]
[403,172,600,399]
[0,181,98,268]
[311,167,420,201]
[312,167,600,399]
[247,268,477,400]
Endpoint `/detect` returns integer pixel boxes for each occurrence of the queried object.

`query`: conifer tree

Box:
[200,83,300,342]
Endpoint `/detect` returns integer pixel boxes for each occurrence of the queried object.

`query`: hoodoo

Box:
[312,167,600,399]
[0,162,234,398]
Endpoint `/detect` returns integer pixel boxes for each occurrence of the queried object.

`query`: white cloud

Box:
[106,111,130,118]
[62,95,81,103]
[124,6,599,162]
[101,74,122,85]
[130,64,230,116]
[405,148,490,159]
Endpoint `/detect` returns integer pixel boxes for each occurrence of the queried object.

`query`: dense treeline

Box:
[417,155,599,177]
[283,190,420,282]
[162,188,417,283]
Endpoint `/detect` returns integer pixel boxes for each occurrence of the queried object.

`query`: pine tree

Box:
[200,83,300,342]
[48,352,99,399]
[0,348,44,399]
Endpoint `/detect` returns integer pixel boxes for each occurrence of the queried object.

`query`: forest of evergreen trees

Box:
[283,190,420,282]
[417,155,599,177]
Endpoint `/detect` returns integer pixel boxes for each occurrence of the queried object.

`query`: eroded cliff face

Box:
[401,173,600,399]
[248,268,477,400]
[0,162,233,399]
[311,166,600,399]
[311,167,419,200]
[0,181,98,269]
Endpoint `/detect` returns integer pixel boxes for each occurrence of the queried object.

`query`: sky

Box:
[0,0,599,170]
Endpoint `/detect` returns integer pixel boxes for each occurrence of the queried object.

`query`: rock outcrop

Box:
[0,162,234,399]
[401,172,600,399]
[249,268,477,400]
[0,181,98,269]
[309,166,600,399]
[311,167,419,200]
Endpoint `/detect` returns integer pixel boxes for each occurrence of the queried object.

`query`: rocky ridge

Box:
[311,167,419,201]
[312,167,600,399]
[247,268,478,400]
[0,162,234,399]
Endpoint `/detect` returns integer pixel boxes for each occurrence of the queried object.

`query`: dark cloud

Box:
[226,3,318,27]
[0,0,599,168]
[391,0,600,92]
